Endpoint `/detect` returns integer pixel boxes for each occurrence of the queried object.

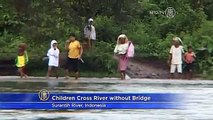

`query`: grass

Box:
[202,73,213,80]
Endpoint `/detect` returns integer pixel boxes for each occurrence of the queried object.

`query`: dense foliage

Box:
[0,0,213,78]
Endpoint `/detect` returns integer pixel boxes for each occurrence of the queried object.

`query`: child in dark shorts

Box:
[184,46,196,79]
[65,57,79,73]
[64,33,83,80]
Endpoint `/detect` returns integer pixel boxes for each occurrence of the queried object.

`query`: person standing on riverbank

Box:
[15,43,28,79]
[168,37,185,79]
[184,46,196,79]
[65,34,83,80]
[114,34,132,80]
[46,40,60,79]
[84,18,96,50]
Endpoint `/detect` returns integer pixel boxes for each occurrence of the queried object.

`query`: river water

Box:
[0,77,213,120]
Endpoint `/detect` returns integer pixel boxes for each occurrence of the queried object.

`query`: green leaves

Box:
[0,0,213,78]
[82,41,117,73]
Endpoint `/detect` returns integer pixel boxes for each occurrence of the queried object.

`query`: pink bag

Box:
[126,41,135,58]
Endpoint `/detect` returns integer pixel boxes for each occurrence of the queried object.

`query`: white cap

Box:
[88,18,94,22]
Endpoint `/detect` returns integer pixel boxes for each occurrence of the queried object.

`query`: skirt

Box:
[118,55,129,71]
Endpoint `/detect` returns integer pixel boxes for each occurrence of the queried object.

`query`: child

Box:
[46,40,60,79]
[84,18,96,50]
[65,34,83,80]
[114,34,130,80]
[168,37,184,79]
[15,43,28,79]
[184,46,196,79]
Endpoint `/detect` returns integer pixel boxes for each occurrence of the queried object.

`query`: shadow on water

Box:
[0,81,121,92]
[35,117,69,120]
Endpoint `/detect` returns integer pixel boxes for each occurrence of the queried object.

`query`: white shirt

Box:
[114,42,129,55]
[84,25,96,40]
[169,45,184,64]
[47,48,60,67]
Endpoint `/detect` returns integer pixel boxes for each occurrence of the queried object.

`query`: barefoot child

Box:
[184,46,196,79]
[65,34,83,80]
[15,43,28,78]
[168,37,184,79]
[46,40,60,79]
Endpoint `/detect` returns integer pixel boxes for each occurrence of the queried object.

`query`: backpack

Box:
[126,41,135,58]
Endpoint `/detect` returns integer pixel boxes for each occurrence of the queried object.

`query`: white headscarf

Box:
[117,34,128,44]
[50,40,57,48]
[88,18,94,22]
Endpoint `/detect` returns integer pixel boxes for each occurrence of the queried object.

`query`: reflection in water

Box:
[48,81,59,88]
[0,79,213,119]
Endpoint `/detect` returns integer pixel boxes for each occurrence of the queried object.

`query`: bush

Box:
[182,21,213,78]
[94,16,121,42]
[82,41,117,73]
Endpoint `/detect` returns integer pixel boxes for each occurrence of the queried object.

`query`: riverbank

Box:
[0,55,206,79]
[0,76,212,83]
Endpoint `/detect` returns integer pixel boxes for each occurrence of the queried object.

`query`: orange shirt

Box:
[68,40,81,59]
[185,52,196,63]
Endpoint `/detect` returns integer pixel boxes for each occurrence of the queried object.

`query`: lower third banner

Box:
[0,89,184,109]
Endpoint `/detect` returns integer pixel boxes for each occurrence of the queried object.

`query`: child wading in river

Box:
[65,34,83,80]
[15,43,28,79]
[114,34,134,80]
[46,40,60,79]
[184,46,196,79]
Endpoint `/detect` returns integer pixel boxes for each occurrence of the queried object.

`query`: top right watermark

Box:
[149,7,176,18]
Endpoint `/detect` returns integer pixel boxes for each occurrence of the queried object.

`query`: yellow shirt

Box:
[68,40,81,59]
[16,56,25,67]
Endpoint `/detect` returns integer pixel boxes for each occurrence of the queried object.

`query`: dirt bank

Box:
[127,58,170,79]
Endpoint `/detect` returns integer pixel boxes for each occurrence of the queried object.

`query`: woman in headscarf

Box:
[114,34,130,80]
